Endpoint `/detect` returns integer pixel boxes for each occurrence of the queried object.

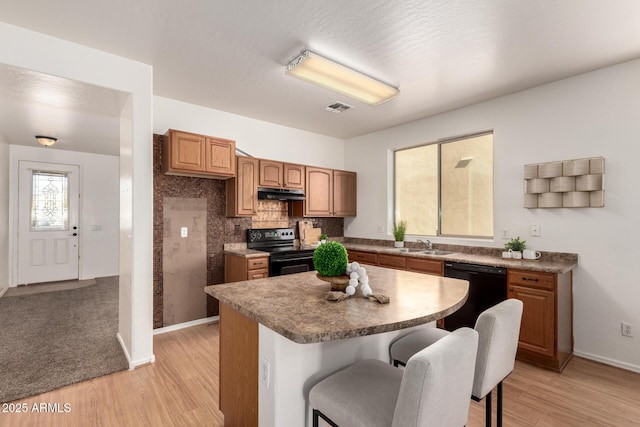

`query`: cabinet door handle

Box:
[522,277,539,282]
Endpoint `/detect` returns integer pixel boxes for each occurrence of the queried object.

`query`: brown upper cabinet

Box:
[226,156,259,217]
[163,129,236,179]
[304,167,357,217]
[333,170,357,216]
[259,160,305,190]
[283,163,305,189]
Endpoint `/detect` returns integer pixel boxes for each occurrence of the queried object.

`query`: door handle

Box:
[71,233,78,236]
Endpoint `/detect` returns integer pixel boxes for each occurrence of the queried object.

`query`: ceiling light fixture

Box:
[35,135,57,147]
[285,50,399,106]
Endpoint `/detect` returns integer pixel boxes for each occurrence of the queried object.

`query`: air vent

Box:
[324,102,353,113]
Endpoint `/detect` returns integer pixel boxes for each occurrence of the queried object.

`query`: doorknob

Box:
[71,233,78,236]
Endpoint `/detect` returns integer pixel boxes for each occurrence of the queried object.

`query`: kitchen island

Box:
[205,265,469,427]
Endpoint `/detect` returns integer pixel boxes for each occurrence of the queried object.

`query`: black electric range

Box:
[247,228,316,276]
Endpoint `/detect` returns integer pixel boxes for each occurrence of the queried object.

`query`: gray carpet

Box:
[2,279,97,297]
[0,276,129,403]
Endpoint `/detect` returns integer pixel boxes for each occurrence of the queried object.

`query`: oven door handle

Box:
[271,256,314,263]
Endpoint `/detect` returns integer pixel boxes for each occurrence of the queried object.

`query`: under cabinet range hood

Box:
[257,187,306,201]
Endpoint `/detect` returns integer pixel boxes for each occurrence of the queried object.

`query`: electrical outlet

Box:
[260,357,270,388]
[530,224,541,237]
[501,229,509,239]
[622,322,633,337]
[180,227,188,238]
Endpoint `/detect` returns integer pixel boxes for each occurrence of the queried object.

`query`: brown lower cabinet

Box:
[347,250,443,277]
[348,250,378,266]
[507,268,573,372]
[225,255,269,283]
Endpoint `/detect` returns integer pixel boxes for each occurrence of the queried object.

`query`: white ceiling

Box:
[1,0,640,154]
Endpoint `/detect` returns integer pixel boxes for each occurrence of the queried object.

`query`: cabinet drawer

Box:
[348,251,378,265]
[378,254,407,270]
[407,258,443,276]
[508,269,555,290]
[248,269,268,280]
[247,257,269,270]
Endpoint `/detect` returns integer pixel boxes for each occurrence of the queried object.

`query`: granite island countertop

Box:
[205,264,469,344]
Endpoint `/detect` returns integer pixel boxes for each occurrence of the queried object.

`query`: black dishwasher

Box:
[443,262,507,331]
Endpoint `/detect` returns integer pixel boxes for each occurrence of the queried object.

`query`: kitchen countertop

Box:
[343,243,578,274]
[223,248,269,258]
[223,241,577,274]
[205,264,469,344]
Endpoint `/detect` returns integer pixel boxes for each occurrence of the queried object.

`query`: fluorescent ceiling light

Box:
[285,50,399,106]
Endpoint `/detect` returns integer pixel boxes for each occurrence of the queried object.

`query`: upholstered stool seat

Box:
[389,299,524,427]
[390,327,449,367]
[310,327,479,427]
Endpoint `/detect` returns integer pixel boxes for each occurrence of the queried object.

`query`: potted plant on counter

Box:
[504,236,526,259]
[319,233,328,244]
[393,220,408,248]
[314,241,350,291]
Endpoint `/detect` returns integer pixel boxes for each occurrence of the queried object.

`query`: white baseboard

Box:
[116,332,135,370]
[574,350,640,374]
[130,354,155,368]
[0,288,7,298]
[153,316,220,335]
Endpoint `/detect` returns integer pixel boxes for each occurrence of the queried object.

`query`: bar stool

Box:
[389,299,523,427]
[309,327,479,427]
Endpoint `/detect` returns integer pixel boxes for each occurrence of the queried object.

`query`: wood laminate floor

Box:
[1,323,639,426]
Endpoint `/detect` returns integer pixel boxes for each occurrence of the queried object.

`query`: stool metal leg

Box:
[485,389,492,427]
[497,381,503,427]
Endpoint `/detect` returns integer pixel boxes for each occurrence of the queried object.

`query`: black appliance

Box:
[257,187,306,201]
[247,228,315,276]
[442,262,507,331]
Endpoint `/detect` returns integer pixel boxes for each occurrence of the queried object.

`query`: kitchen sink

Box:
[421,250,454,256]
[400,248,455,256]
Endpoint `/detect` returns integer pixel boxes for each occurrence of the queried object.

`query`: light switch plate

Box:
[180,227,188,238]
[530,224,541,237]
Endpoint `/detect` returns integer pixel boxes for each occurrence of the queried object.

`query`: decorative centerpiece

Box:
[393,220,408,248]
[314,241,350,291]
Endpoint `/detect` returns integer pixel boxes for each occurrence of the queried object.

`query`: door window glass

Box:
[31,170,69,231]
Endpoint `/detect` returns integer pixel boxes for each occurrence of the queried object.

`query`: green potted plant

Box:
[313,241,349,277]
[319,233,328,244]
[393,220,408,248]
[504,236,526,259]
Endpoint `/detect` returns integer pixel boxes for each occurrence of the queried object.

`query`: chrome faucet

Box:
[417,239,433,250]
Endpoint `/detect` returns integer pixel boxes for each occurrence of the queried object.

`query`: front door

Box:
[17,161,80,285]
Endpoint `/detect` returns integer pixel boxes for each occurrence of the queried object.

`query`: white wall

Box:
[0,133,8,287]
[345,59,640,372]
[8,145,119,283]
[0,22,154,367]
[154,97,345,170]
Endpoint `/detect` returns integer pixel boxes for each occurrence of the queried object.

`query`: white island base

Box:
[258,322,434,427]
